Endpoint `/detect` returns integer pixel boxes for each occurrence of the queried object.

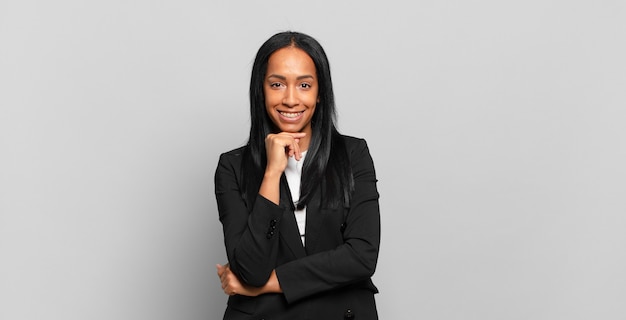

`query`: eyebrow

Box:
[267,74,315,80]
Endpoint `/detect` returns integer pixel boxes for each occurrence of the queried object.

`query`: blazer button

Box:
[344,309,354,319]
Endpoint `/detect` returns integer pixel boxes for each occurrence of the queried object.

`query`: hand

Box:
[264,132,307,175]
[216,263,261,297]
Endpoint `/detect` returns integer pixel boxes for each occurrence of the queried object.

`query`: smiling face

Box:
[264,46,318,148]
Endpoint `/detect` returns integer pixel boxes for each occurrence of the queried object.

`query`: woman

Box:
[214,31,380,320]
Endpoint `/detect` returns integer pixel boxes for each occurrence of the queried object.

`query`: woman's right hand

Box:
[259,132,306,204]
[264,132,306,175]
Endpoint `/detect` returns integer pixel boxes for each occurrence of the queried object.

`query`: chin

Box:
[275,124,304,133]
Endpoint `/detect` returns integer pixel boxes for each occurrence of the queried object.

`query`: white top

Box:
[284,151,307,246]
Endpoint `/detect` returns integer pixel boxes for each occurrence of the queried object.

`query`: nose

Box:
[282,86,298,108]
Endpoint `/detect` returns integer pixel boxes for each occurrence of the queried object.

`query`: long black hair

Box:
[241,31,353,210]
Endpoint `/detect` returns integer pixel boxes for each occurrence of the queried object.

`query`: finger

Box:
[282,132,306,139]
[293,139,302,161]
[286,144,295,158]
[267,134,292,159]
[278,134,301,159]
[275,132,306,146]
[279,132,304,160]
[223,282,233,295]
[293,138,301,160]
[220,272,228,283]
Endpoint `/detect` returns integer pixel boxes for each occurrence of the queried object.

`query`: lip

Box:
[277,110,305,122]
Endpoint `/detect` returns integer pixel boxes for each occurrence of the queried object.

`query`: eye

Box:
[300,83,312,89]
[269,82,283,88]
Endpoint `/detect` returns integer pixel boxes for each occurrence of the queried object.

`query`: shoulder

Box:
[216,145,247,169]
[337,135,377,177]
[338,134,370,156]
[220,145,247,158]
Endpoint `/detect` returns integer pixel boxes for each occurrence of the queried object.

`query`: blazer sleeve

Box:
[275,138,381,303]
[214,151,284,287]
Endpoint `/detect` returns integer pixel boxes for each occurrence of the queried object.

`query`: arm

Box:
[215,153,283,287]
[214,133,305,287]
[276,139,380,303]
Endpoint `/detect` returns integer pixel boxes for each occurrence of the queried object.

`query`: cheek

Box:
[306,91,319,106]
[264,91,276,106]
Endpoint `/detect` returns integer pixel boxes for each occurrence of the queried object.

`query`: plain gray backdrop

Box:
[1,0,625,319]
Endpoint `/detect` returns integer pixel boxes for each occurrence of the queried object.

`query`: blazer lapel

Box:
[279,175,306,258]
[303,187,325,253]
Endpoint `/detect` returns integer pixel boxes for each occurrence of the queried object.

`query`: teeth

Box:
[280,111,302,118]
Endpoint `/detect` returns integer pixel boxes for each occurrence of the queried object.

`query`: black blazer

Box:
[215,135,380,320]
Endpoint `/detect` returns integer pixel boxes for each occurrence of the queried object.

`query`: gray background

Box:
[1,0,625,319]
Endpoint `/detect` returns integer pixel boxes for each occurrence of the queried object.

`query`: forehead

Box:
[266,47,316,75]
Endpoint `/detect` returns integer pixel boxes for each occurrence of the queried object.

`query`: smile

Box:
[279,111,304,118]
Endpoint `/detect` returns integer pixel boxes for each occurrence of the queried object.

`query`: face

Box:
[264,46,318,138]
